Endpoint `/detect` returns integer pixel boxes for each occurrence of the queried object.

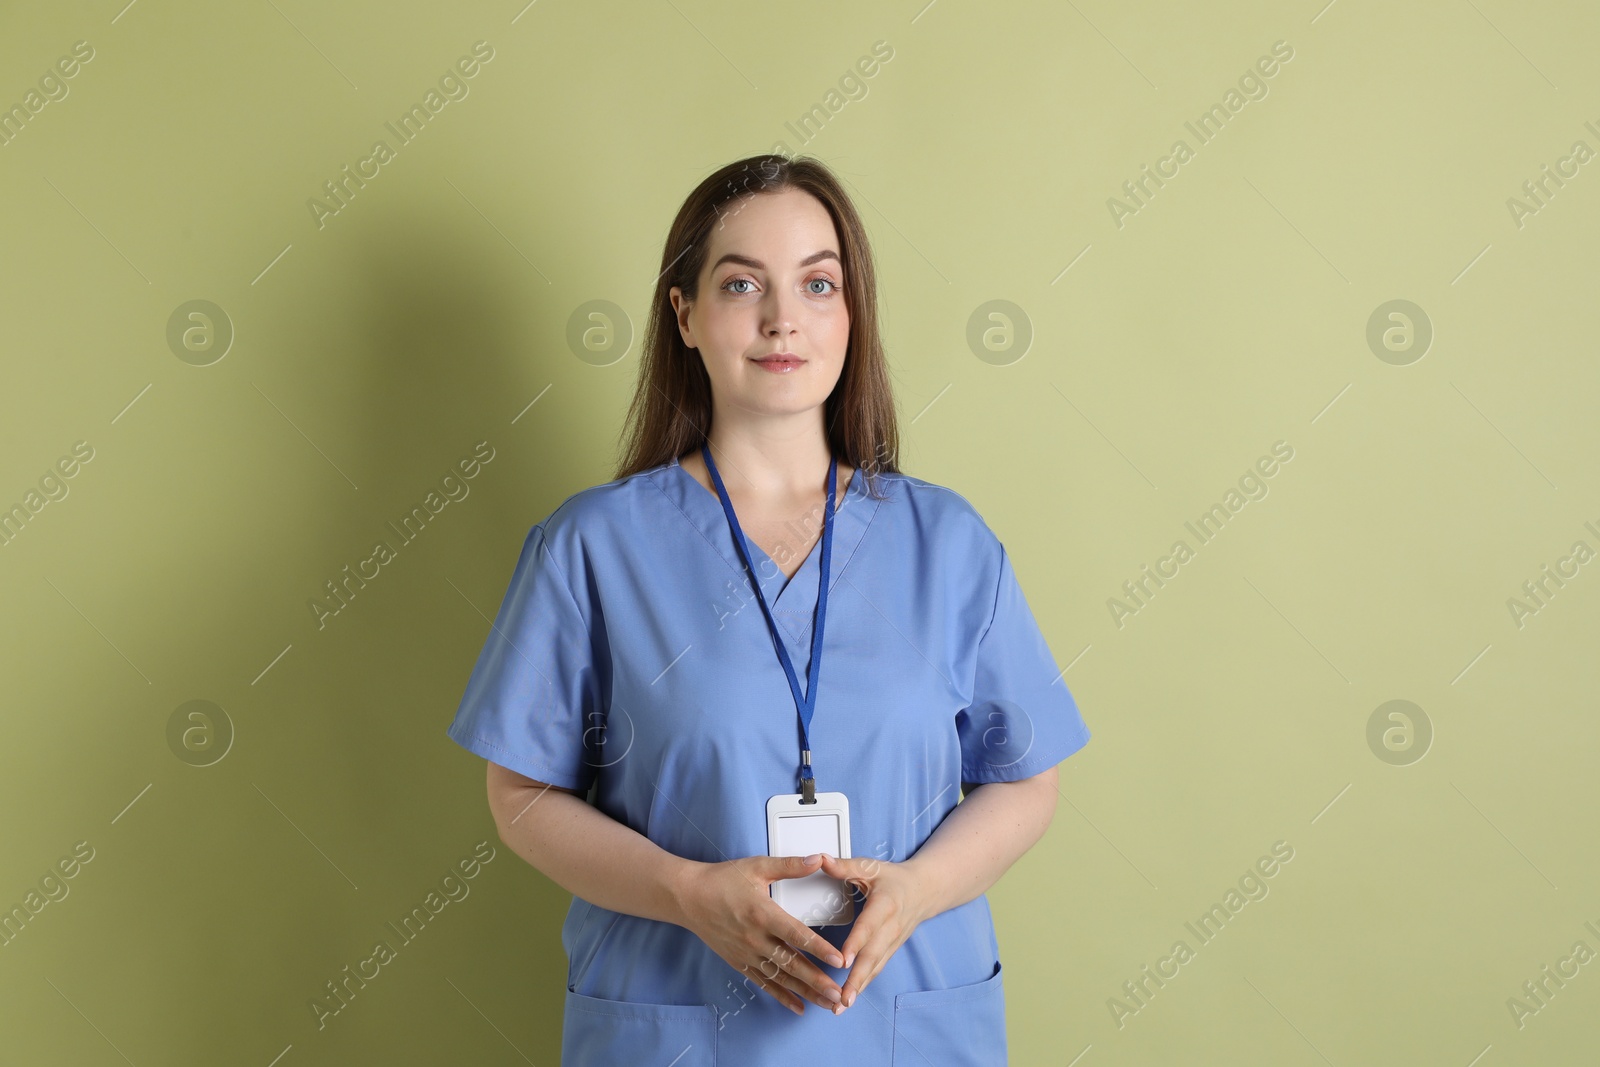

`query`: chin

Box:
[741,394,829,417]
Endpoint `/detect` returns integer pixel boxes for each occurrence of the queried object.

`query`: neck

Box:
[703,407,834,499]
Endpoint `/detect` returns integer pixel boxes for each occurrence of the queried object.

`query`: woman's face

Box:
[670,187,850,423]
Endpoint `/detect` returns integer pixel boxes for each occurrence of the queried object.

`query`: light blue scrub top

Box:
[447,454,1091,1066]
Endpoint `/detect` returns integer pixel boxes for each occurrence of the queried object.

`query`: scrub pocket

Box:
[890,961,1007,1067]
[562,986,718,1066]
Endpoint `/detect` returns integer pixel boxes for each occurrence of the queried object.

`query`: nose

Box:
[759,285,799,340]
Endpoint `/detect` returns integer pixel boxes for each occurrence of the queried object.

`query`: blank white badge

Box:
[766,791,855,927]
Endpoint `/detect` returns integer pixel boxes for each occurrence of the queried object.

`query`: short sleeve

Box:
[956,544,1091,784]
[446,524,604,793]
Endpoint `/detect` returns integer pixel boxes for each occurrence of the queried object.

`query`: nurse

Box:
[447,153,1091,1065]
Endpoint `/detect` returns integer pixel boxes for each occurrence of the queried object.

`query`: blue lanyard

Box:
[702,443,837,804]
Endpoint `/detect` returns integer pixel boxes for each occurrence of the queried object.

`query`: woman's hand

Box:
[817,853,939,1008]
[674,854,848,1015]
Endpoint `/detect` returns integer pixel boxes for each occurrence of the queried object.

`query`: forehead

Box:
[703,187,841,270]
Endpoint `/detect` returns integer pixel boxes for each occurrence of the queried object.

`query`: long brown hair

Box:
[614,154,900,499]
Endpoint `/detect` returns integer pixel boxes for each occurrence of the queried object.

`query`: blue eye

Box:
[722,276,840,296]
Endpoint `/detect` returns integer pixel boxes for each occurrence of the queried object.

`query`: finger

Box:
[832,877,891,968]
[773,962,841,1012]
[816,855,876,963]
[767,929,843,1004]
[817,853,875,896]
[766,853,825,883]
[740,958,807,1015]
[751,944,841,1013]
[841,927,902,1008]
[777,914,845,969]
[834,903,877,970]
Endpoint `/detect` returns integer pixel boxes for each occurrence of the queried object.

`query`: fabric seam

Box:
[647,470,754,587]
[531,523,594,626]
[975,541,1008,653]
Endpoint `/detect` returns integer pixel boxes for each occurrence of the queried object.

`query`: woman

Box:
[447,154,1091,1065]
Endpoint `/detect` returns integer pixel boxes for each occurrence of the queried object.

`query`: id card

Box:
[766,791,855,927]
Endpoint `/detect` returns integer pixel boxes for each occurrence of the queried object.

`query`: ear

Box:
[668,286,697,349]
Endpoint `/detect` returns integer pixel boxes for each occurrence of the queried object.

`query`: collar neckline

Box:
[654,451,881,611]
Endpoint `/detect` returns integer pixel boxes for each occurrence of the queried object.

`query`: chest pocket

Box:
[890,961,1007,1066]
[562,986,718,1066]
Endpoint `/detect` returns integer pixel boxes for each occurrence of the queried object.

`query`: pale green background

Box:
[2,0,1597,1063]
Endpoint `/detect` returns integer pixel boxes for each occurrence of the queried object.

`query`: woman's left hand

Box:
[817,853,941,1009]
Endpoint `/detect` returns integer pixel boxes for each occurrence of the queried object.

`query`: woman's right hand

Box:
[674,854,847,1015]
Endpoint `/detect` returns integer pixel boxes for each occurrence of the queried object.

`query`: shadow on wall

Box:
[284,206,589,1047]
[214,207,585,1051]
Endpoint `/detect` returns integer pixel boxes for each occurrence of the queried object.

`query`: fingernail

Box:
[830,955,844,967]
[804,853,821,863]
[832,1002,843,1015]
[844,952,854,968]
[845,989,856,1007]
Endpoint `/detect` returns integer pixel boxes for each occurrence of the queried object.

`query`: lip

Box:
[750,353,805,372]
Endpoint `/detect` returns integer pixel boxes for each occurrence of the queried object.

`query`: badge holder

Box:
[766,788,854,927]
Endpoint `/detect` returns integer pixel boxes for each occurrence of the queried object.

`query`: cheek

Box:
[691,305,740,356]
[705,302,756,342]
[815,304,851,350]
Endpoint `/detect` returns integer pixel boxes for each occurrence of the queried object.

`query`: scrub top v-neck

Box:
[447,454,1092,1066]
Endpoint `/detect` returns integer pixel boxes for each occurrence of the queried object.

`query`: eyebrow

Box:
[710,249,840,273]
